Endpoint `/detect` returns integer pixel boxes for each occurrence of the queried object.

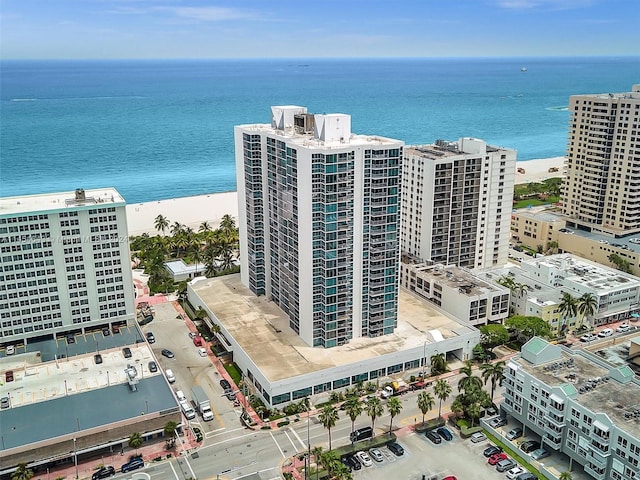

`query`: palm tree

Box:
[546,240,558,254]
[170,221,184,237]
[433,379,452,420]
[128,432,143,453]
[199,221,211,234]
[311,446,323,480]
[318,404,339,450]
[515,282,529,298]
[458,360,483,393]
[11,464,33,480]
[559,292,578,332]
[577,292,597,329]
[559,472,572,480]
[417,391,435,425]
[386,396,403,433]
[365,396,384,436]
[430,353,447,375]
[343,397,363,437]
[219,214,237,235]
[154,214,169,236]
[318,451,339,477]
[480,360,505,404]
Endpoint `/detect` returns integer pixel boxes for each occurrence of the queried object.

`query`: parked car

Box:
[343,455,361,470]
[102,328,111,337]
[92,466,115,480]
[6,345,15,355]
[506,466,526,479]
[161,349,175,358]
[1,396,10,409]
[354,451,373,467]
[483,445,503,457]
[470,432,487,443]
[5,370,14,382]
[94,354,103,365]
[598,328,614,338]
[112,325,120,334]
[516,473,538,480]
[437,427,453,441]
[67,334,76,344]
[220,379,231,390]
[145,332,155,343]
[165,368,176,383]
[368,448,384,462]
[496,458,517,472]
[506,427,523,440]
[148,361,158,373]
[197,347,208,357]
[120,456,144,473]
[122,347,132,358]
[489,416,507,428]
[426,430,442,444]
[520,440,541,453]
[531,448,550,460]
[616,323,631,333]
[387,442,404,456]
[188,332,198,339]
[488,452,508,465]
[580,333,597,342]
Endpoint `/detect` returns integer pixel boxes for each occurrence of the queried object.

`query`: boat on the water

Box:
[521,67,528,72]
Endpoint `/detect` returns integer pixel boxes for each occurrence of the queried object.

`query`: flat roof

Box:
[407,262,506,297]
[191,274,477,382]
[512,209,563,223]
[404,141,511,161]
[0,344,177,450]
[0,188,125,216]
[514,350,640,438]
[562,227,640,254]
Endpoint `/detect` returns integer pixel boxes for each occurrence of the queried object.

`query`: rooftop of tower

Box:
[570,84,640,100]
[190,273,477,382]
[405,137,515,161]
[0,187,125,216]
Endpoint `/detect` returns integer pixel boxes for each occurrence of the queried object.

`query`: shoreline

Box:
[125,156,565,236]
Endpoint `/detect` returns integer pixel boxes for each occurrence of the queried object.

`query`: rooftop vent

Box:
[75,189,86,201]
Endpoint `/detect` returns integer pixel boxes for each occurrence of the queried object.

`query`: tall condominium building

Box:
[0,188,135,343]
[401,138,516,270]
[235,106,403,348]
[562,84,640,236]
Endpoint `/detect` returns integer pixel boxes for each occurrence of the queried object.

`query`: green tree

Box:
[480,360,505,404]
[559,472,572,480]
[559,292,578,332]
[505,315,551,342]
[417,391,435,425]
[433,379,452,420]
[164,420,178,437]
[386,396,403,433]
[11,464,34,480]
[154,214,170,236]
[343,397,363,438]
[365,396,384,436]
[478,324,509,355]
[318,450,339,475]
[128,432,143,453]
[458,360,483,393]
[318,405,339,451]
[430,353,447,375]
[311,446,323,480]
[546,240,558,254]
[577,292,597,329]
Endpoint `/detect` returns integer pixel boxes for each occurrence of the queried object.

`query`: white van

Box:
[165,369,176,383]
[175,390,186,401]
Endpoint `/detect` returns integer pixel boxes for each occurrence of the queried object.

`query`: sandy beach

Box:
[125,157,565,236]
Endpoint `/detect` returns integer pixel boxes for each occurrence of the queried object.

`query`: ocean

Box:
[1,57,639,204]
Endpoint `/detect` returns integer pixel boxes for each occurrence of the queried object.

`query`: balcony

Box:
[543,434,562,451]
[584,463,606,480]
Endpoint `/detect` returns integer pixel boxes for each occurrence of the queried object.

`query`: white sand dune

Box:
[125,157,566,236]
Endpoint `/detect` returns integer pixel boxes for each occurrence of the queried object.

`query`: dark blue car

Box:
[121,456,144,473]
[437,427,453,441]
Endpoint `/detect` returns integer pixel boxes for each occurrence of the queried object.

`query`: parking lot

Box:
[347,427,524,480]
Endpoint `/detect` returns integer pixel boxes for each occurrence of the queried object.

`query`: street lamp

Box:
[73,438,78,479]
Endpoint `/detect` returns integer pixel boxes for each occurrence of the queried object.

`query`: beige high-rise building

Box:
[401,138,516,270]
[562,84,640,236]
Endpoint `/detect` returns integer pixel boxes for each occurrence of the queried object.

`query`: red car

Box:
[193,335,204,346]
[443,477,457,480]
[488,452,508,465]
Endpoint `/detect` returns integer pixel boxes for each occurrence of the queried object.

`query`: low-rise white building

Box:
[480,254,640,333]
[400,258,510,326]
[187,274,479,408]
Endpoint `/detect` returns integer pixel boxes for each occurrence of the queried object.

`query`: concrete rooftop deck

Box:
[191,274,477,382]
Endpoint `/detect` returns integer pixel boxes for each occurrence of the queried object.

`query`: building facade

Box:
[562,84,640,236]
[400,258,510,326]
[510,209,566,252]
[401,138,516,270]
[0,188,135,345]
[502,337,640,480]
[235,106,403,347]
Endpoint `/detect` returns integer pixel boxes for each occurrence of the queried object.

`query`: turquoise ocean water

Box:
[1,57,639,204]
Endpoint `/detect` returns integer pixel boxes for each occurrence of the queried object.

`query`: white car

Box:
[616,323,630,333]
[368,448,384,462]
[629,238,640,244]
[470,432,487,443]
[506,466,526,479]
[6,345,15,355]
[198,347,208,357]
[355,451,373,467]
[598,328,614,338]
[580,333,597,342]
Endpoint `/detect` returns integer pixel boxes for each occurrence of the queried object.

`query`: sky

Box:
[1,0,639,59]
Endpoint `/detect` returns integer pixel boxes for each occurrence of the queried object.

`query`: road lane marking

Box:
[269,431,286,458]
[167,459,180,480]
[288,427,307,450]
[283,430,299,453]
